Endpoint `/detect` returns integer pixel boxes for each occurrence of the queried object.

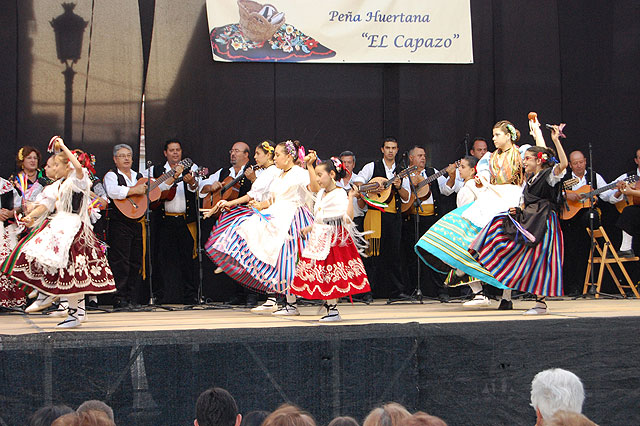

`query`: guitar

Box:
[615,177,640,212]
[358,165,417,203]
[401,161,461,213]
[150,166,209,210]
[112,158,193,219]
[561,175,638,220]
[202,165,261,210]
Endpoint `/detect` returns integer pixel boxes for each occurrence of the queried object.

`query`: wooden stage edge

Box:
[2,298,640,336]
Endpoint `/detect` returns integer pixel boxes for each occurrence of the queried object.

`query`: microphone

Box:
[146,160,153,167]
[544,124,554,130]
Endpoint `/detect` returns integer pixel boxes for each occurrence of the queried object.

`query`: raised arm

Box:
[305,150,320,193]
[55,137,84,179]
[549,125,568,175]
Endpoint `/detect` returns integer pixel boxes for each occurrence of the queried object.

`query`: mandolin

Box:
[358,165,417,203]
[401,161,461,213]
[561,175,638,220]
[112,158,193,219]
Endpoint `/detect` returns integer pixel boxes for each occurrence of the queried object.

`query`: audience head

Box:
[240,410,270,426]
[195,387,242,426]
[338,151,356,173]
[29,404,74,426]
[545,410,597,426]
[51,410,115,426]
[17,145,42,173]
[262,404,316,426]
[493,120,520,150]
[531,368,585,424]
[469,138,488,160]
[328,416,359,426]
[399,411,447,426]
[363,402,411,426]
[77,400,114,422]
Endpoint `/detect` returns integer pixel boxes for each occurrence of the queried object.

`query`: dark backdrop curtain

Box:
[4,0,639,181]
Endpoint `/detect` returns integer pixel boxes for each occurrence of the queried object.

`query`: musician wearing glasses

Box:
[560,150,619,295]
[147,139,200,305]
[353,137,411,300]
[104,144,148,309]
[401,146,458,301]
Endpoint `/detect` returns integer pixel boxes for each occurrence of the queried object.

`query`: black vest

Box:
[106,169,142,222]
[0,191,14,211]
[152,163,197,223]
[562,168,597,189]
[424,166,442,216]
[372,160,401,214]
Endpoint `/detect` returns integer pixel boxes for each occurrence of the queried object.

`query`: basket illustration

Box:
[237,0,285,43]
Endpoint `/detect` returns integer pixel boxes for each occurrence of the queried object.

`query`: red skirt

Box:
[3,224,115,297]
[291,230,370,300]
[0,223,25,308]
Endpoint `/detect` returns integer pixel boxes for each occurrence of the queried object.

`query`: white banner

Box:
[206,0,473,63]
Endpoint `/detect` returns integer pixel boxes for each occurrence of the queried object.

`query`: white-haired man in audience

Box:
[530,368,585,425]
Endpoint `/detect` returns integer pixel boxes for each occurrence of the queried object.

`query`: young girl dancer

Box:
[416,118,545,309]
[1,138,115,327]
[471,126,568,314]
[207,140,314,315]
[289,151,370,322]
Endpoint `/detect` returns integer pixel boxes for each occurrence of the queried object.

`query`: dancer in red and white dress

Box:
[290,151,370,322]
[1,138,115,328]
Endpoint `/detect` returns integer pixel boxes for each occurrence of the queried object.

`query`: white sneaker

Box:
[49,304,68,318]
[214,267,223,274]
[250,298,278,314]
[523,304,548,315]
[463,295,491,307]
[25,294,57,313]
[272,303,299,316]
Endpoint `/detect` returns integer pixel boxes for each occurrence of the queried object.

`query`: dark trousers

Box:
[402,213,447,298]
[154,215,196,304]
[108,219,143,303]
[368,211,405,298]
[561,209,601,295]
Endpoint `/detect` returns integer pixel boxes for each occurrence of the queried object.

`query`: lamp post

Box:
[50,3,87,144]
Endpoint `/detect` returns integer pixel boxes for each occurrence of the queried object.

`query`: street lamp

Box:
[50,3,87,143]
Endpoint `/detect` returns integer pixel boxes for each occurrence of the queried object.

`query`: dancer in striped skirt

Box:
[206,140,313,315]
[470,125,568,314]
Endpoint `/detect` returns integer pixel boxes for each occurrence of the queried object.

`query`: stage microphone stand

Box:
[574,142,619,300]
[142,163,173,311]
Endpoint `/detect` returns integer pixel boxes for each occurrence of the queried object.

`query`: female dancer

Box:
[471,126,568,314]
[290,151,370,322]
[0,176,24,308]
[1,138,115,327]
[204,141,280,254]
[207,140,314,315]
[416,118,544,309]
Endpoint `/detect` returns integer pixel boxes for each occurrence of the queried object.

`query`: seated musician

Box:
[560,150,618,295]
[611,148,640,258]
[401,146,458,301]
[148,140,199,304]
[353,137,410,301]
[199,141,254,305]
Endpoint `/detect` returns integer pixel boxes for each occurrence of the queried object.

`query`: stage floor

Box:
[4,297,640,335]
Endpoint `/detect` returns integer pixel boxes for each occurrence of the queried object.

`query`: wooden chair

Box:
[582,227,640,298]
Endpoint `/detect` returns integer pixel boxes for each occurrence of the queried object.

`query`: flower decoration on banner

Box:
[506,124,517,141]
[261,141,274,154]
